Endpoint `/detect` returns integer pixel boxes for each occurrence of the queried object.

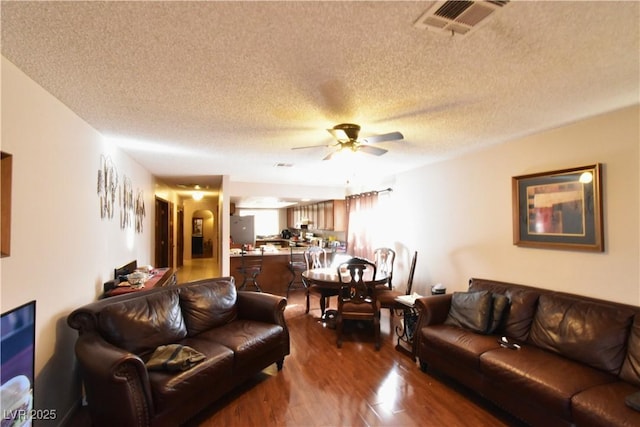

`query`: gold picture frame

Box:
[512,164,603,252]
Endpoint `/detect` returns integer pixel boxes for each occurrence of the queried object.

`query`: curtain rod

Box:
[347,187,393,198]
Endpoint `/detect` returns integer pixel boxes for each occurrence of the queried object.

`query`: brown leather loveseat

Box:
[415,278,640,426]
[67,277,289,426]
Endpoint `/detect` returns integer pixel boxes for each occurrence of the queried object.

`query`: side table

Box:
[103,267,175,298]
[394,294,421,359]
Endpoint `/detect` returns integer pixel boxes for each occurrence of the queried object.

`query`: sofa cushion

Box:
[146,337,234,412]
[620,314,640,387]
[529,294,634,375]
[444,290,492,333]
[480,345,617,421]
[199,320,285,369]
[179,279,238,336]
[99,290,187,354]
[571,381,640,427]
[420,324,500,369]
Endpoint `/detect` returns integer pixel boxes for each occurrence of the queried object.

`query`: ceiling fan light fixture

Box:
[192,191,204,201]
[330,144,358,161]
[329,123,361,141]
[301,122,403,160]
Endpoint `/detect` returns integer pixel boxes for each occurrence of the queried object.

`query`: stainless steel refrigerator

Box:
[230,215,255,246]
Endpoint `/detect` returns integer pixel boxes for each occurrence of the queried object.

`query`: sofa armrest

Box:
[75,332,154,427]
[414,294,452,353]
[236,291,287,325]
[415,294,452,326]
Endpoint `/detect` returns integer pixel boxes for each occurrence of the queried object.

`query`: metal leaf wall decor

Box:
[135,189,146,233]
[97,155,118,219]
[97,154,145,234]
[120,175,133,230]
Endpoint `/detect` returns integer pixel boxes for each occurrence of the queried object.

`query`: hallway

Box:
[175,257,220,284]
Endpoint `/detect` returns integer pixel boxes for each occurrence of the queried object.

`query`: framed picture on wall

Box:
[512,164,603,252]
[193,218,203,236]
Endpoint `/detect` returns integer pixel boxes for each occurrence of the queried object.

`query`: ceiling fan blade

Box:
[358,145,388,156]
[361,131,404,144]
[322,150,338,161]
[291,143,332,150]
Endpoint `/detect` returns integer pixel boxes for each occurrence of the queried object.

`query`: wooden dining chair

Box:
[373,247,396,290]
[304,246,338,315]
[377,251,418,315]
[336,257,381,350]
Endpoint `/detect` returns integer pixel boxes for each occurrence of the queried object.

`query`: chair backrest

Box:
[305,246,327,269]
[373,247,396,287]
[289,246,306,266]
[338,257,378,305]
[406,251,418,295]
[241,247,264,270]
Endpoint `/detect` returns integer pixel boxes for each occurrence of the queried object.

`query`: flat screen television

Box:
[1,300,36,426]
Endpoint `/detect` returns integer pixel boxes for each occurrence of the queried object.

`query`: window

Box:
[237,209,279,236]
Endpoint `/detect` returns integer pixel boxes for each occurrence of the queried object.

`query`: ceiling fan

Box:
[292,123,404,160]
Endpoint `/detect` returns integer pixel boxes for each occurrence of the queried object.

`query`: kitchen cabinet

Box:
[332,199,346,231]
[287,199,346,231]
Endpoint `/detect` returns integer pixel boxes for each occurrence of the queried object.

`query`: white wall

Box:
[386,106,639,304]
[229,181,346,200]
[1,57,155,424]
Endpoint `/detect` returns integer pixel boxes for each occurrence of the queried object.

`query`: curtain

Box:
[346,191,379,259]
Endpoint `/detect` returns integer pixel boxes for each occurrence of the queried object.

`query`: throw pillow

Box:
[444,290,493,334]
[145,344,206,372]
[487,294,510,334]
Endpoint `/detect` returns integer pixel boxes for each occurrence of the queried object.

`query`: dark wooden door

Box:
[155,197,170,268]
[176,208,184,268]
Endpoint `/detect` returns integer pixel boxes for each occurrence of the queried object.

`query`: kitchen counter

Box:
[255,238,291,247]
[229,247,338,295]
[229,247,305,257]
[254,238,326,248]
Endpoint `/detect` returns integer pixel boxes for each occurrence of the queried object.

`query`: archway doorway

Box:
[191,209,215,258]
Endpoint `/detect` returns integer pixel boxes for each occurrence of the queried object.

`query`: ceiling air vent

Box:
[414,0,510,37]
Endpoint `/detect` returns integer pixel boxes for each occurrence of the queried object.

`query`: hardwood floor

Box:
[184,289,524,427]
[69,287,524,426]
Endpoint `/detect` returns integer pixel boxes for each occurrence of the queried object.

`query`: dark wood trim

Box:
[1,152,12,258]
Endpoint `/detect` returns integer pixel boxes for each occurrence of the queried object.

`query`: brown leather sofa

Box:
[67,277,289,427]
[415,277,640,427]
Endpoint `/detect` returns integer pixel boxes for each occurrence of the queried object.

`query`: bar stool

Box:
[287,246,307,297]
[236,247,263,292]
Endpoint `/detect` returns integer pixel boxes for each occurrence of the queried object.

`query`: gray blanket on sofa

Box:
[145,344,205,372]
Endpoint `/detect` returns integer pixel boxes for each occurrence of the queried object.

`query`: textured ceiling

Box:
[2,1,639,194]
